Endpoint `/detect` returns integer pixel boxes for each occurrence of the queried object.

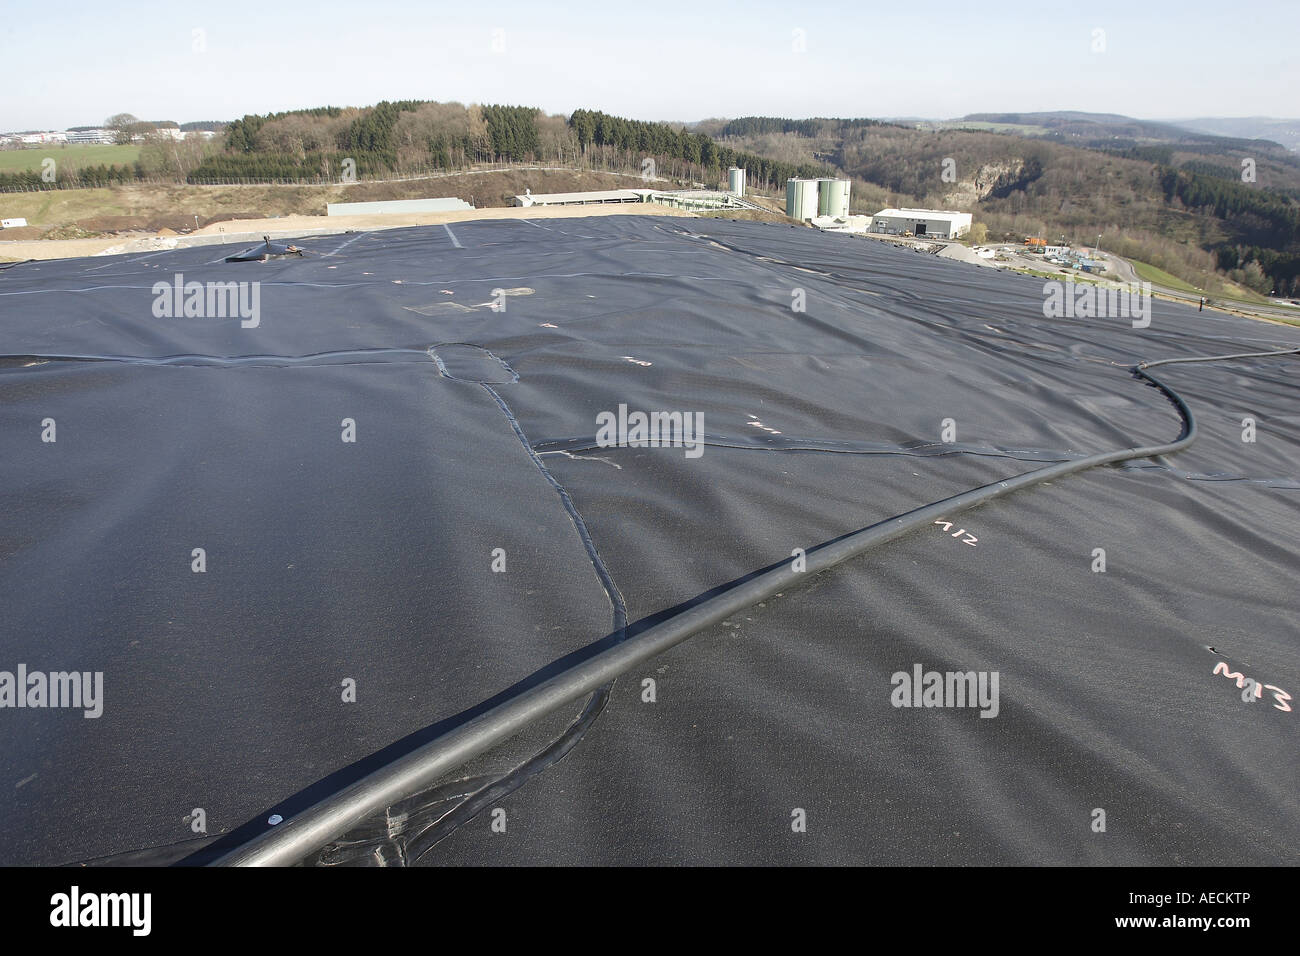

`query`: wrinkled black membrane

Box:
[1,218,1297,866]
[225,236,306,262]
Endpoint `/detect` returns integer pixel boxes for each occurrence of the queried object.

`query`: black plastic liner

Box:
[224,236,306,262]
[1,218,1297,866]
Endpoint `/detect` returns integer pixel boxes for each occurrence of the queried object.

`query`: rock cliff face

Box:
[942,160,1029,207]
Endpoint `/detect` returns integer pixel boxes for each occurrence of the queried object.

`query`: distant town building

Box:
[130,127,188,142]
[18,131,67,146]
[0,125,217,149]
[67,129,115,144]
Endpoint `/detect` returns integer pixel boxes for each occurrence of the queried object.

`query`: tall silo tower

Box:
[786,179,818,220]
[728,167,746,197]
[822,179,850,218]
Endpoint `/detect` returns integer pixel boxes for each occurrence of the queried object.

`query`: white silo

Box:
[786,179,818,220]
[728,167,746,197]
[817,179,835,216]
[821,179,850,218]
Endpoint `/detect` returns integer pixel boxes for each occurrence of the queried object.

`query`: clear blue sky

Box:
[3,0,1297,130]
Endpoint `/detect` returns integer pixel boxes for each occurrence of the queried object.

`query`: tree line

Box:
[718,116,888,138]
[195,101,547,182]
[225,106,346,152]
[0,164,139,190]
[569,109,828,189]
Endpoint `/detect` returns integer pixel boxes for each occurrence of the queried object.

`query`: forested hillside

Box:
[704,115,1300,296]
[197,102,833,188]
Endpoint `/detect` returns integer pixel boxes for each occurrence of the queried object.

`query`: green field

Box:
[0,144,140,173]
[1128,257,1274,306]
[1129,258,1204,294]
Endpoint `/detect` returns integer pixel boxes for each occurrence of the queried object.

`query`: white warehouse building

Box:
[871,207,972,239]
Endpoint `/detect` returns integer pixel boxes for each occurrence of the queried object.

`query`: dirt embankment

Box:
[0,168,694,240]
[0,168,793,259]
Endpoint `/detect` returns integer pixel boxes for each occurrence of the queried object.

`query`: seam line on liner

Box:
[481,383,627,630]
[0,349,433,369]
[533,434,1300,489]
[374,382,628,862]
[318,232,369,258]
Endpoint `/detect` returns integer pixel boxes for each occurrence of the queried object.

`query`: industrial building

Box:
[513,189,651,207]
[870,208,972,239]
[787,177,851,221]
[511,166,756,211]
[512,187,757,212]
[653,189,755,211]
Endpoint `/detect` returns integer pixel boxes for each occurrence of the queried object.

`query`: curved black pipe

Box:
[213,349,1295,866]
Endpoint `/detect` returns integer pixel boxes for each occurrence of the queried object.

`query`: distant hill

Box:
[1168,117,1300,153]
[950,111,1295,156]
